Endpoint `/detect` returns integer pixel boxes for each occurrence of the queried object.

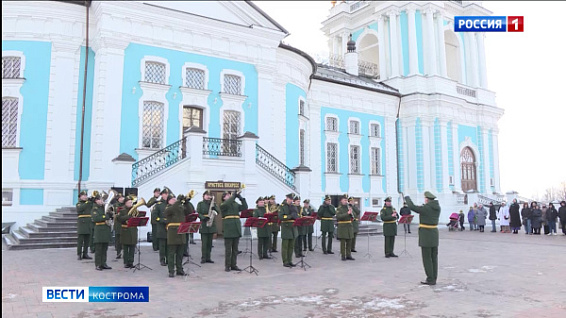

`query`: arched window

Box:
[444,30,462,82]
[461,147,477,192]
[142,101,164,149]
[144,61,167,84]
[357,33,380,77]
[2,97,19,147]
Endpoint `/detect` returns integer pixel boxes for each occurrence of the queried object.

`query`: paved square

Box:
[2,230,565,318]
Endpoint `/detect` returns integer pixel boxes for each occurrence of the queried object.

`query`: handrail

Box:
[202,137,242,157]
[256,144,296,190]
[131,137,187,187]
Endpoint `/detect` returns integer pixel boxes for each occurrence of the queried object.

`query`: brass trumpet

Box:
[236,184,246,196]
[128,197,146,217]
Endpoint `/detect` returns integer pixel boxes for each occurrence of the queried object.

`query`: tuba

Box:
[128,197,146,217]
[104,189,119,227]
[206,196,217,228]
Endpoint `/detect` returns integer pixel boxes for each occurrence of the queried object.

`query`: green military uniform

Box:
[113,201,124,258]
[197,193,218,263]
[318,196,336,254]
[380,197,398,258]
[278,195,299,267]
[268,196,280,252]
[152,199,168,265]
[294,201,307,258]
[165,197,189,277]
[336,198,354,260]
[349,198,360,252]
[303,202,316,251]
[76,192,93,260]
[182,199,195,257]
[146,191,160,251]
[91,200,112,270]
[405,191,441,285]
[220,192,247,271]
[117,197,138,268]
[253,197,270,259]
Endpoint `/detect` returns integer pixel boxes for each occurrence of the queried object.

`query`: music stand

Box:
[398,215,414,257]
[293,217,315,270]
[239,209,254,256]
[137,211,147,217]
[240,217,267,275]
[127,217,152,272]
[263,212,278,261]
[179,221,202,278]
[360,212,379,260]
[183,213,199,261]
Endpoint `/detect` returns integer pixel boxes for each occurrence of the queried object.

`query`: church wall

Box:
[284,83,306,169]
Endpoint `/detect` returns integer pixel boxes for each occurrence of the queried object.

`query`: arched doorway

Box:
[461,147,477,192]
[357,33,379,77]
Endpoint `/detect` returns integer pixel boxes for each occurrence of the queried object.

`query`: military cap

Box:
[269,195,276,200]
[153,188,161,193]
[303,199,310,204]
[167,194,176,202]
[124,196,134,203]
[160,188,169,195]
[222,191,231,201]
[324,195,331,201]
[286,193,295,199]
[340,194,348,200]
[348,196,354,202]
[384,196,392,202]
[203,190,211,196]
[424,191,436,200]
[177,194,185,201]
[294,196,301,201]
[78,190,88,197]
[256,196,264,203]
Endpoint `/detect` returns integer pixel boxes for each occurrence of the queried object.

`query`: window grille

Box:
[2,57,21,79]
[326,117,338,131]
[350,145,360,173]
[370,123,380,137]
[183,107,203,130]
[371,147,381,175]
[327,143,338,172]
[2,188,13,206]
[144,62,166,84]
[185,68,205,89]
[350,121,360,134]
[223,110,241,154]
[223,74,241,95]
[2,98,18,148]
[142,101,164,149]
[299,100,305,116]
[299,129,305,165]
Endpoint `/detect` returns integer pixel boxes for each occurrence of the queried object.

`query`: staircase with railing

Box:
[131,137,188,187]
[256,144,296,190]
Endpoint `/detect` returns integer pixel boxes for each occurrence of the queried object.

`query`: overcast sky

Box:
[255,1,566,199]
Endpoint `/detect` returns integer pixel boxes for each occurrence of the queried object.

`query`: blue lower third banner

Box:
[42,286,149,302]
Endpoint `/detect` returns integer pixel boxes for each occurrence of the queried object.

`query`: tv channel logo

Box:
[454,16,524,32]
[43,286,149,302]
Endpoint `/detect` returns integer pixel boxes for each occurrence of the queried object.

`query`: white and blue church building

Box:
[2,0,504,239]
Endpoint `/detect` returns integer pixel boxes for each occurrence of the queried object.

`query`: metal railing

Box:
[349,1,368,12]
[456,86,477,98]
[131,137,187,187]
[329,53,344,69]
[256,144,296,190]
[478,194,503,205]
[202,137,242,157]
[358,60,380,78]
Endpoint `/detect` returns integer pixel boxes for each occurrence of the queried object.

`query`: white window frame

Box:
[220,69,245,95]
[2,51,26,79]
[140,56,170,85]
[2,188,13,206]
[2,97,21,148]
[325,116,339,132]
[222,110,242,140]
[140,101,166,149]
[369,122,381,138]
[349,145,361,174]
[299,129,306,165]
[298,96,306,117]
[349,119,360,135]
[370,147,382,175]
[326,142,339,173]
[182,62,209,90]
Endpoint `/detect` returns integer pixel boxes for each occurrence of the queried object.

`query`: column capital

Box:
[405,4,418,14]
[387,9,400,18]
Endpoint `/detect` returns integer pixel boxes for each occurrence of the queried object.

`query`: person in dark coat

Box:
[489,202,497,232]
[559,201,566,236]
[546,203,559,235]
[400,202,412,234]
[458,210,465,231]
[508,199,522,234]
[520,202,532,235]
[530,202,542,235]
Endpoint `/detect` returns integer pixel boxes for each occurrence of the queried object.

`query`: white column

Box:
[424,9,437,75]
[240,133,259,187]
[482,129,490,194]
[89,39,127,183]
[492,129,501,193]
[342,32,349,57]
[388,11,400,78]
[407,7,419,75]
[469,32,480,87]
[406,121,418,193]
[476,32,488,89]
[463,33,473,85]
[384,117,398,195]
[377,15,387,80]
[421,119,433,191]
[452,124,462,192]
[435,12,447,77]
[440,120,450,193]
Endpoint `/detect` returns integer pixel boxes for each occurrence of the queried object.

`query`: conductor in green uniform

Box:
[348,197,360,252]
[91,195,112,270]
[116,196,136,268]
[279,193,299,267]
[197,190,218,264]
[146,188,161,251]
[165,194,189,277]
[318,195,336,254]
[220,191,248,272]
[336,194,355,261]
[405,191,441,285]
[76,191,93,260]
[253,197,271,260]
[380,197,399,258]
[152,189,169,266]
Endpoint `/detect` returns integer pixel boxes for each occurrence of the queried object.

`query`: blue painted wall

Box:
[74,47,95,181]
[457,124,477,146]
[434,118,443,192]
[285,84,306,169]
[447,121,455,190]
[399,11,409,76]
[415,11,425,74]
[20,188,43,205]
[2,41,51,180]
[120,43,258,159]
[415,118,424,192]
[351,22,379,42]
[488,129,495,190]
[320,107,385,193]
[397,119,404,192]
[476,127,485,192]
